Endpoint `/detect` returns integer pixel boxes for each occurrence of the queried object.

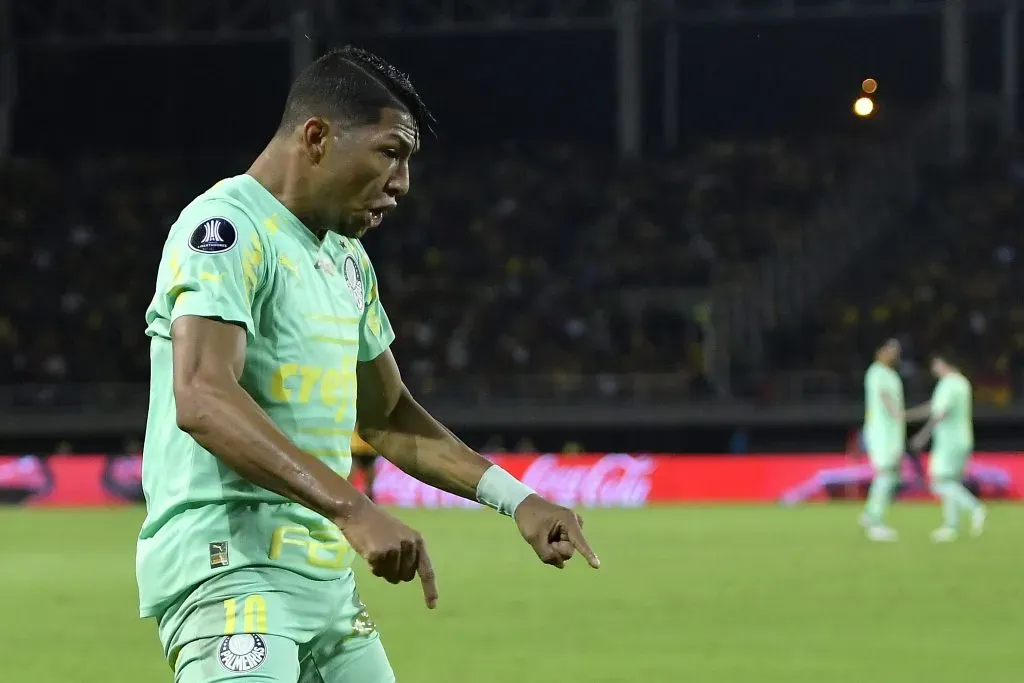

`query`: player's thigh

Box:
[159,568,336,671]
[929,446,970,481]
[176,634,300,683]
[301,579,395,683]
[300,633,394,683]
[866,441,901,471]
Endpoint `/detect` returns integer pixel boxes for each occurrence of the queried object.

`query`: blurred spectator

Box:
[781,142,1024,404]
[1,139,845,399]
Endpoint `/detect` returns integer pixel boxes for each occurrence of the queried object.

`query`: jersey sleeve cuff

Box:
[170,295,256,342]
[357,332,396,362]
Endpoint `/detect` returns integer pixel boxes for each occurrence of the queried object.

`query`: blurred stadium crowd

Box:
[770,142,1024,405]
[0,139,846,392]
[0,136,1017,400]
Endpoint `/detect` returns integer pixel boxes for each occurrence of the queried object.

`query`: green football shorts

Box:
[157,567,394,683]
[866,438,902,471]
[929,445,972,481]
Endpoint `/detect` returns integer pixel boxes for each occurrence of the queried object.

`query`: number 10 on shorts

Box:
[223,595,268,634]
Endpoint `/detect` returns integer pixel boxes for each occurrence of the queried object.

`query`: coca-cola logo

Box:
[364,454,655,509]
[520,454,654,508]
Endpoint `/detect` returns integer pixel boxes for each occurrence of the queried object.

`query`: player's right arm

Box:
[866,366,902,420]
[172,315,369,521]
[879,390,902,419]
[910,381,953,451]
[161,203,437,604]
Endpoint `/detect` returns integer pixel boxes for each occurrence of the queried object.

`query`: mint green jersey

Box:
[863,361,905,447]
[931,373,973,451]
[137,175,395,618]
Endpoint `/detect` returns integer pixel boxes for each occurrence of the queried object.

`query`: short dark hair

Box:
[278,46,436,139]
[879,337,900,352]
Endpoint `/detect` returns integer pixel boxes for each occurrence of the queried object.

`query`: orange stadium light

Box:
[861,77,878,94]
[853,96,875,118]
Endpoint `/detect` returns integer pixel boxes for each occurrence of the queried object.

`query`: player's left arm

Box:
[357,352,596,569]
[910,389,951,451]
[904,401,932,422]
[353,251,599,569]
[356,351,491,501]
[909,410,947,451]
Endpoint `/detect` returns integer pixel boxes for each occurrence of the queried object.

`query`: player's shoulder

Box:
[168,176,271,249]
[347,237,371,263]
[878,363,899,379]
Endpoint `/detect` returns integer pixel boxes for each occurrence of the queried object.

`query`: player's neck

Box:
[247,143,328,240]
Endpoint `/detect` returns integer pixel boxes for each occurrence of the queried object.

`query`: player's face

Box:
[930,358,946,377]
[309,107,418,238]
[880,341,901,365]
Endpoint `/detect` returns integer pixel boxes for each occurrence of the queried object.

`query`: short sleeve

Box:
[864,367,878,394]
[354,246,395,362]
[149,201,270,342]
[932,381,953,417]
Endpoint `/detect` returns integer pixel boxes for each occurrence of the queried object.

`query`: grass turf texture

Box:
[0,505,1015,683]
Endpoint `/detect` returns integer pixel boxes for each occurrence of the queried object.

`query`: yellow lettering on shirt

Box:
[320,369,343,405]
[269,525,352,569]
[296,365,323,403]
[268,359,357,422]
[270,363,298,401]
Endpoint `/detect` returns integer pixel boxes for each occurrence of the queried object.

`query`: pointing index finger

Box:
[566,522,601,569]
[416,544,439,609]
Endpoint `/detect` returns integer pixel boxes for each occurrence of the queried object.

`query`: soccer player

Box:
[859,338,905,541]
[909,354,986,542]
[137,46,600,683]
[351,428,379,501]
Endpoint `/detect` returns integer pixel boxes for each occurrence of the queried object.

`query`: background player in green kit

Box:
[138,46,600,683]
[909,354,986,542]
[859,339,904,542]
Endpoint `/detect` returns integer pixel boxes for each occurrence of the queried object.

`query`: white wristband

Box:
[476,465,535,517]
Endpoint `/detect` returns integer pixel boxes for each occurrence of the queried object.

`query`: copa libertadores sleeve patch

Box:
[188,217,238,254]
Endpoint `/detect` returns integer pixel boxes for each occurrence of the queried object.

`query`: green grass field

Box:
[0,505,1017,682]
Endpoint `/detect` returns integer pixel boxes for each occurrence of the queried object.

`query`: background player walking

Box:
[909,354,986,542]
[859,339,905,541]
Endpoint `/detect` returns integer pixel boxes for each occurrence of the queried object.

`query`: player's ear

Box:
[302,117,330,164]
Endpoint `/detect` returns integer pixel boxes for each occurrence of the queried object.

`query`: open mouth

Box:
[366,204,394,229]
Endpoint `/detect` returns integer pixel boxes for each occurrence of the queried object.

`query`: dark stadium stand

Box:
[770,145,1024,405]
[0,139,839,396]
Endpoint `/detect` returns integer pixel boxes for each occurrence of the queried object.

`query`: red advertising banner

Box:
[364,453,1023,507]
[1,452,1021,507]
